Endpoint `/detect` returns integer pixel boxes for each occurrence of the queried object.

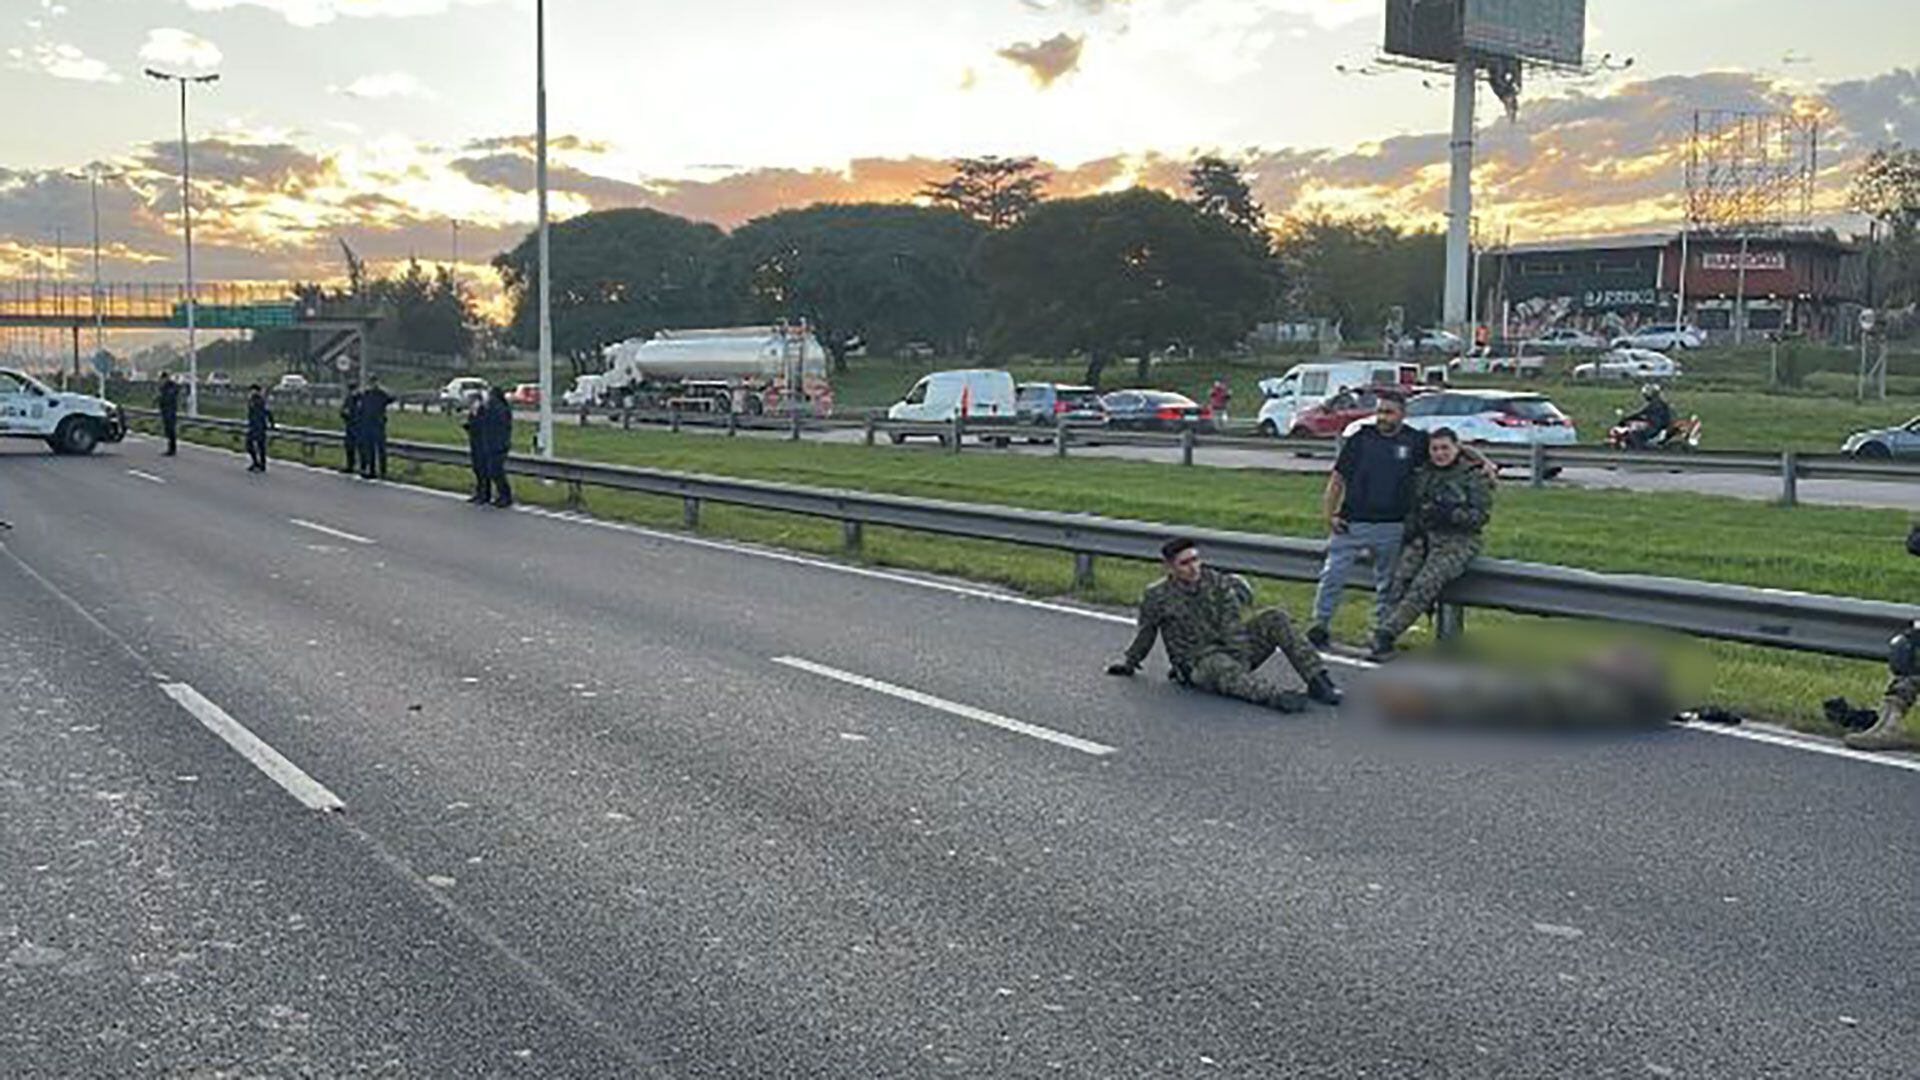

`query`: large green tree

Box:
[494,208,726,370]
[1272,214,1444,336]
[1850,145,1920,309]
[715,203,987,371]
[976,188,1277,385]
[922,156,1049,230]
[1186,155,1268,247]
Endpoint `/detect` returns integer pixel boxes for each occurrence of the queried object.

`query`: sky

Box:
[0,0,1916,299]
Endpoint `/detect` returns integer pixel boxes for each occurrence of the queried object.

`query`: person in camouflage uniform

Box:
[1371,428,1494,659]
[1107,537,1342,711]
[1847,620,1920,751]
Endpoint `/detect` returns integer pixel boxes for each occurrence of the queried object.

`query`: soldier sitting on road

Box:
[1846,525,1920,752]
[1107,537,1342,711]
[1371,427,1493,660]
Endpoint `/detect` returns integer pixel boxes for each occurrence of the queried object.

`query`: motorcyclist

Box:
[1619,384,1673,449]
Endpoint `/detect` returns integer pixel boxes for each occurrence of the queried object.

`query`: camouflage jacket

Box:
[1408,459,1493,537]
[1122,567,1256,673]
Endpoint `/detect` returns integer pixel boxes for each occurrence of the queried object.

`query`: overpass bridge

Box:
[0,280,381,378]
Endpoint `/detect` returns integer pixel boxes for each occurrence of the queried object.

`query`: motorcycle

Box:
[1606,411,1702,451]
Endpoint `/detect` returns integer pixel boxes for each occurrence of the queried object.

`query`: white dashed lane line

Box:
[289,518,376,545]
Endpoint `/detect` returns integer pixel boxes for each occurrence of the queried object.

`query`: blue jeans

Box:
[1312,520,1405,632]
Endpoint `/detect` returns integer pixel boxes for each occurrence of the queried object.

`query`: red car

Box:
[507,382,541,406]
[1286,386,1423,439]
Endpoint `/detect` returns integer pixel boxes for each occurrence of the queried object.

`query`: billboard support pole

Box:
[1443,54,1476,339]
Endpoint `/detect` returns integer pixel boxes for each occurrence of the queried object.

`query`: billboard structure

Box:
[1685,110,1819,230]
[1379,0,1589,338]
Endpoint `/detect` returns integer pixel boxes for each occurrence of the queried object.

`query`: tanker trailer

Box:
[599,326,834,416]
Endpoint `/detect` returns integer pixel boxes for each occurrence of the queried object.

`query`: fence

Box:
[126,409,1918,662]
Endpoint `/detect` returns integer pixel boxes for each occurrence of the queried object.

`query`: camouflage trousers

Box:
[1380,532,1482,641]
[1890,675,1918,711]
[1186,608,1326,711]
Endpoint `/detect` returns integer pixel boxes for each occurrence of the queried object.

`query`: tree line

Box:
[489,156,1451,384]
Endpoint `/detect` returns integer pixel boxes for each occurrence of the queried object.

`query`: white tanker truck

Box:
[597,325,834,417]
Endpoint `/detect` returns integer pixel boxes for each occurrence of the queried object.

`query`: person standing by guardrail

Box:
[1370,428,1492,660]
[244,384,273,473]
[356,375,393,480]
[156,372,180,456]
[339,380,362,476]
[462,396,491,504]
[1106,537,1341,710]
[479,386,514,508]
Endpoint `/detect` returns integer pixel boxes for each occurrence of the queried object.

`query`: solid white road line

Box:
[289,518,376,545]
[1678,719,1920,774]
[773,655,1118,757]
[126,469,168,485]
[158,682,345,812]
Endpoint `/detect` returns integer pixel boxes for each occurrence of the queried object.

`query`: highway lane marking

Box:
[289,518,376,545]
[126,468,168,485]
[1677,719,1920,774]
[773,655,1118,757]
[158,682,346,812]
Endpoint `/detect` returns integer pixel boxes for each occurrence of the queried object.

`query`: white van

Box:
[1254,360,1421,437]
[886,369,1018,445]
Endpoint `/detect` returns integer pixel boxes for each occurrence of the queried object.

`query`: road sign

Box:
[335,353,354,373]
[90,350,112,377]
[1861,309,1877,333]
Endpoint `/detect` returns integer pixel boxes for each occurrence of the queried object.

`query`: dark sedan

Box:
[1099,390,1215,431]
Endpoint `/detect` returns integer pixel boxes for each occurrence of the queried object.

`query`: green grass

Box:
[154,406,1915,737]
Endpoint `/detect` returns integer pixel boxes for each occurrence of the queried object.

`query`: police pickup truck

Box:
[0,367,127,455]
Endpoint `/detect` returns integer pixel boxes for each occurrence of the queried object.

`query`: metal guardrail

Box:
[551,404,1920,505]
[128,409,1918,661]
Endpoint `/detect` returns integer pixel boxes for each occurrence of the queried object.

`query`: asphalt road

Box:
[532,411,1920,512]
[3,436,1917,1077]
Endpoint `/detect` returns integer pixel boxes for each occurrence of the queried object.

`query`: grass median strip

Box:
[146,410,1911,737]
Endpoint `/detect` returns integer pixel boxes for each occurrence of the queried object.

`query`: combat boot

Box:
[1843,698,1919,752]
[1306,672,1343,707]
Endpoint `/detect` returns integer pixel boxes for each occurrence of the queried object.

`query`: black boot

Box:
[1306,672,1343,707]
[1306,623,1330,649]
[1368,630,1396,662]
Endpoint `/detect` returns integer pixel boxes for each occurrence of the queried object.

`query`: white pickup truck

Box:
[0,367,128,454]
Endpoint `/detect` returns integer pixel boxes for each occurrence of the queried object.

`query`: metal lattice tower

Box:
[1685,110,1819,231]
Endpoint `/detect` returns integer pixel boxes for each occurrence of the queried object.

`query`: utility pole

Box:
[535,0,554,459]
[1442,54,1477,340]
[147,67,220,417]
[69,166,115,392]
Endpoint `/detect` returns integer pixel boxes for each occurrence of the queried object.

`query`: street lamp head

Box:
[192,73,220,84]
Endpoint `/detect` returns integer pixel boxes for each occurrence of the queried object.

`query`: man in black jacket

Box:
[156,372,181,455]
[244,384,273,472]
[462,397,491,504]
[339,380,362,475]
[481,386,514,508]
[356,375,394,479]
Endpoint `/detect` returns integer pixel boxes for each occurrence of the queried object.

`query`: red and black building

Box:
[1491,230,1864,344]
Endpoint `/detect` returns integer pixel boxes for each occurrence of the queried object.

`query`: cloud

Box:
[8,41,119,82]
[330,71,432,99]
[139,29,223,71]
[462,133,612,155]
[997,33,1084,87]
[183,0,502,28]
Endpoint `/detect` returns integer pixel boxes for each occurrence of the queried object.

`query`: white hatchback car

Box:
[1343,389,1578,446]
[1572,348,1682,381]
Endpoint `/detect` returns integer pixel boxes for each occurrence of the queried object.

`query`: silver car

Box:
[1842,417,1920,459]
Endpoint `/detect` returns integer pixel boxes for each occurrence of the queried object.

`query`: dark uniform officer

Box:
[156,373,181,455]
[244,384,273,473]
[356,376,394,479]
[1848,622,1920,751]
[462,397,491,503]
[1373,426,1493,658]
[1109,537,1339,711]
[339,380,362,475]
[481,386,514,508]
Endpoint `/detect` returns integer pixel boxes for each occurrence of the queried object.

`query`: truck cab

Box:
[0,368,127,455]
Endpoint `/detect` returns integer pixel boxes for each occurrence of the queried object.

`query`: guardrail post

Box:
[1435,602,1465,640]
[1180,427,1196,467]
[621,404,632,431]
[1780,450,1799,506]
[842,519,863,553]
[1072,551,1096,591]
[1529,442,1546,489]
[566,478,583,510]
[949,414,964,454]
[682,495,700,529]
[789,412,802,442]
[1055,415,1069,459]
[578,406,590,427]
[301,437,315,465]
[864,414,877,447]
[726,411,739,438]
[669,407,681,434]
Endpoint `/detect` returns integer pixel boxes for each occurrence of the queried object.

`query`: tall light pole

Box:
[146,67,219,417]
[1442,54,1477,341]
[535,0,555,458]
[68,166,118,392]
